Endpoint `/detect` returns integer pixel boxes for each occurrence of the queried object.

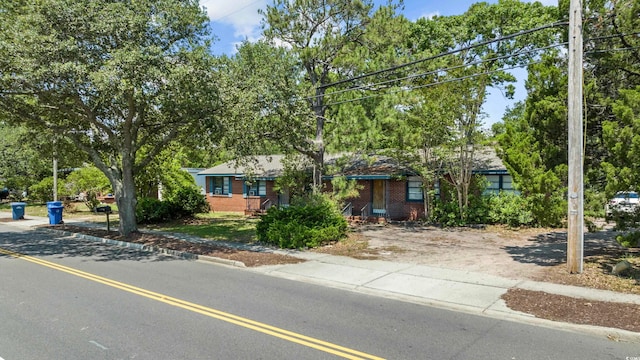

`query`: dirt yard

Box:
[351,223,617,279]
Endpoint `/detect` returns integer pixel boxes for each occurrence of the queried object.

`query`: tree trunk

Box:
[114,161,138,236]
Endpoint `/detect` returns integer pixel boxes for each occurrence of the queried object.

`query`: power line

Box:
[322,61,543,107]
[317,20,569,90]
[320,45,640,108]
[313,30,639,106]
[318,42,568,101]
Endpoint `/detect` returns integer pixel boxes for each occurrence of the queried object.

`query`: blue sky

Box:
[200,0,558,127]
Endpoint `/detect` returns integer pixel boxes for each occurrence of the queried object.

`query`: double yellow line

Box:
[0,247,384,360]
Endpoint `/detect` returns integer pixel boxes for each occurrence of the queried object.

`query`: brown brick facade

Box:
[204,177,279,213]
[204,176,425,220]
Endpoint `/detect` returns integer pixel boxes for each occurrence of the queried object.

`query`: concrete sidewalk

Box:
[1,211,639,342]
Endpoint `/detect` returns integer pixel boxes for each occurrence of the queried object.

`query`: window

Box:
[484,175,501,195]
[482,174,518,195]
[210,176,230,195]
[407,180,423,201]
[501,175,516,193]
[245,180,266,196]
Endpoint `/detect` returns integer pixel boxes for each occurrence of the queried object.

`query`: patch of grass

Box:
[311,232,381,259]
[148,212,259,243]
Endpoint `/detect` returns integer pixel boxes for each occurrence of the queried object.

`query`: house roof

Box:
[197,148,508,179]
[198,155,287,179]
[471,147,509,174]
[325,154,416,179]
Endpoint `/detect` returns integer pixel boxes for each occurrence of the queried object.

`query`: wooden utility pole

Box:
[567,0,584,273]
[53,138,58,202]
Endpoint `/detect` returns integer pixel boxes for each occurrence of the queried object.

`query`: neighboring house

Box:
[197,149,515,220]
[198,156,285,214]
[184,168,207,190]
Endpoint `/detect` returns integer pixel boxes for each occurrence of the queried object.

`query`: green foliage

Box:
[84,190,101,212]
[602,87,640,195]
[330,176,362,203]
[137,186,209,224]
[28,177,70,204]
[430,185,490,227]
[0,0,219,236]
[615,232,640,248]
[487,192,534,227]
[524,192,566,228]
[136,197,174,224]
[166,187,210,219]
[256,194,348,249]
[0,123,73,194]
[584,189,606,218]
[65,165,111,196]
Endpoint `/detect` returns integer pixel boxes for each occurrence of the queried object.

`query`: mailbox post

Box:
[96,205,112,232]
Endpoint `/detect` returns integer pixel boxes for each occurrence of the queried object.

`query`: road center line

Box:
[0,247,384,360]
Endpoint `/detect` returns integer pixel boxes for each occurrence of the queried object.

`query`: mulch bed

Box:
[45,224,305,267]
[502,288,640,333]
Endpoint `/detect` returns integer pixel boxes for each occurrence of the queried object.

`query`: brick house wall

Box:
[344,179,424,221]
[204,177,279,212]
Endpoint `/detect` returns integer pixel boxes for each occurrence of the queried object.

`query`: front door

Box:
[372,180,386,214]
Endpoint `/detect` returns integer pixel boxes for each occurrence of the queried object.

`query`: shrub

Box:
[166,187,210,218]
[136,187,209,224]
[28,177,70,203]
[136,197,175,224]
[524,192,566,228]
[615,232,640,248]
[256,194,348,249]
[487,192,533,227]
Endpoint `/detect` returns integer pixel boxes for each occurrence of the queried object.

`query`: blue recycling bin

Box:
[10,202,26,220]
[47,201,64,225]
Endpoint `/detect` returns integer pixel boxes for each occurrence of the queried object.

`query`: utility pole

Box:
[53,138,58,202]
[567,0,584,273]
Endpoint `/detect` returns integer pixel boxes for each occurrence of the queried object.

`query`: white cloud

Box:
[525,0,558,6]
[200,0,267,39]
[422,11,440,20]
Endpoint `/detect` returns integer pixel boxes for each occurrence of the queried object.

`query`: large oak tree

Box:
[0,0,220,235]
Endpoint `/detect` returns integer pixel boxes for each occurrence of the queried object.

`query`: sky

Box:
[199,0,559,127]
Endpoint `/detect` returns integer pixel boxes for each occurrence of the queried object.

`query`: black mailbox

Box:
[96,205,112,214]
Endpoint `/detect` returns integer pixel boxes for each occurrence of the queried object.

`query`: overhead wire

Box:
[313,29,640,107]
[317,20,569,90]
[321,44,640,108]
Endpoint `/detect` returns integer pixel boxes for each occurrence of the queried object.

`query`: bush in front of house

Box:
[165,187,210,218]
[136,197,174,223]
[136,187,209,224]
[487,192,533,227]
[256,194,348,249]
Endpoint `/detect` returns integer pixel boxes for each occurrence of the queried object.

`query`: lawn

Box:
[1,203,257,243]
[145,212,259,244]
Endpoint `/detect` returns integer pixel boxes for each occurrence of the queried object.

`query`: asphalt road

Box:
[0,226,638,360]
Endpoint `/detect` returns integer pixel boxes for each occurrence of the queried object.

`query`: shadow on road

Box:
[0,229,180,262]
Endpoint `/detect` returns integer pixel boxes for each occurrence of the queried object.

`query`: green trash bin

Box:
[10,202,26,220]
